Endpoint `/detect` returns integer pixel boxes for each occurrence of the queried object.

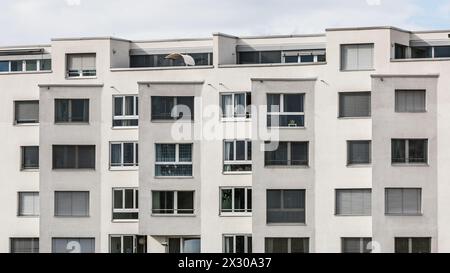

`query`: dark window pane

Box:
[152,191,174,214]
[261,51,281,64]
[236,236,245,253]
[234,188,245,212]
[411,47,432,58]
[176,97,194,120]
[265,238,288,253]
[392,140,406,163]
[125,96,134,115]
[409,140,427,163]
[77,146,95,169]
[71,99,89,122]
[339,92,371,117]
[40,59,52,71]
[395,238,410,253]
[55,99,70,122]
[283,94,304,112]
[110,144,122,166]
[130,55,153,67]
[238,52,259,64]
[265,142,288,166]
[123,143,134,165]
[411,238,431,253]
[169,238,181,253]
[11,60,23,72]
[395,44,407,59]
[114,97,123,116]
[177,191,194,214]
[291,238,309,253]
[347,141,371,165]
[152,96,174,120]
[124,189,134,209]
[0,61,9,72]
[156,144,176,162]
[113,190,123,209]
[267,94,280,112]
[110,237,121,253]
[284,55,298,63]
[300,55,314,63]
[22,146,39,169]
[235,141,246,161]
[434,46,450,58]
[53,145,76,169]
[247,189,252,211]
[291,142,309,166]
[221,189,232,212]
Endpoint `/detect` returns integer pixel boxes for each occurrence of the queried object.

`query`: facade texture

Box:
[0,26,449,253]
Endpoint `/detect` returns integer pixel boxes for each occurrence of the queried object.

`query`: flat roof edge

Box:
[251,77,318,82]
[138,81,205,85]
[326,26,410,33]
[371,74,440,78]
[51,36,130,42]
[39,84,104,88]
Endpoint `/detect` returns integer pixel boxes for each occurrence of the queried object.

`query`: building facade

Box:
[1,26,449,253]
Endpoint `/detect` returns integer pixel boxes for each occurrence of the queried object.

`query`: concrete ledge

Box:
[38,83,104,88]
[371,74,440,78]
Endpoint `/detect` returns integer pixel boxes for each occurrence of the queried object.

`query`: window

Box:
[411,47,432,59]
[18,192,39,216]
[395,90,426,113]
[342,238,372,253]
[10,60,23,72]
[339,92,371,117]
[52,238,95,253]
[395,44,407,59]
[283,50,326,63]
[53,145,95,169]
[220,188,252,214]
[167,238,201,253]
[40,59,52,71]
[347,141,371,165]
[0,59,51,73]
[392,139,428,164]
[151,96,194,121]
[385,188,421,215]
[55,99,89,123]
[113,188,138,220]
[341,44,374,71]
[223,140,252,172]
[0,61,9,72]
[67,53,96,77]
[55,191,89,217]
[267,190,305,224]
[10,238,39,253]
[267,93,305,127]
[238,51,282,64]
[155,144,193,177]
[21,146,39,170]
[264,142,309,166]
[395,238,431,253]
[152,191,194,215]
[110,235,147,253]
[130,53,212,67]
[113,95,138,127]
[335,189,371,216]
[14,100,39,124]
[223,235,252,253]
[265,238,309,253]
[434,46,450,58]
[110,142,138,168]
[220,92,251,119]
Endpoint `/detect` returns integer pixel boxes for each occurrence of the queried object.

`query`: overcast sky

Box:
[1,0,449,46]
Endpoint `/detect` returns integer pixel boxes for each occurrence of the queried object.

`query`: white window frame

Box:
[220,92,251,121]
[223,140,252,174]
[167,237,201,253]
[223,234,252,253]
[109,142,139,170]
[282,50,326,64]
[151,191,195,215]
[0,59,51,74]
[18,192,39,217]
[155,144,193,177]
[220,187,252,215]
[112,95,139,128]
[66,53,97,78]
[109,235,138,253]
[267,93,305,128]
[112,188,138,222]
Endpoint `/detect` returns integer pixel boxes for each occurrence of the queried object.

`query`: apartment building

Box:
[1,26,449,253]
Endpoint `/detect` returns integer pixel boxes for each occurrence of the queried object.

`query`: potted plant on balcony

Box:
[288,120,298,127]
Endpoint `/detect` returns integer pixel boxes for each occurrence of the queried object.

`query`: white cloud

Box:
[0,0,441,46]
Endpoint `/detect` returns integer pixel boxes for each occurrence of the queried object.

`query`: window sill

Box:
[391,163,429,167]
[0,71,52,75]
[340,69,375,72]
[14,123,40,127]
[264,165,310,169]
[219,213,252,217]
[335,214,371,217]
[266,223,307,226]
[154,176,194,179]
[151,120,194,123]
[221,118,252,123]
[219,62,326,68]
[391,57,450,63]
[20,169,40,172]
[151,214,196,217]
[17,215,39,218]
[112,219,139,223]
[385,213,423,217]
[394,111,427,114]
[111,126,139,130]
[54,216,91,218]
[52,169,96,172]
[222,171,252,175]
[111,65,214,72]
[346,164,372,168]
[337,117,371,120]
[65,76,97,80]
[109,166,139,171]
[268,126,306,130]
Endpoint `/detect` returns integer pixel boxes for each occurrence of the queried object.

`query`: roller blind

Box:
[19,192,39,216]
[386,188,421,215]
[395,90,426,112]
[55,191,89,217]
[52,238,95,253]
[15,101,39,123]
[267,190,305,223]
[347,141,371,165]
[341,44,374,70]
[68,54,96,70]
[339,92,371,117]
[336,189,371,215]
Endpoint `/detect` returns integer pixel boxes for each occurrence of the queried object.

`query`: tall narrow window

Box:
[267,94,305,128]
[385,188,421,215]
[265,142,308,166]
[112,188,138,220]
[267,190,305,224]
[67,53,96,77]
[347,141,371,165]
[220,92,251,119]
[53,145,95,169]
[220,188,252,214]
[335,189,371,216]
[151,96,194,121]
[392,139,428,164]
[10,238,39,253]
[21,146,39,170]
[342,238,372,253]
[223,235,252,253]
[152,191,194,215]
[395,238,431,253]
[155,144,192,177]
[113,95,138,127]
[223,140,252,172]
[339,92,371,117]
[54,191,89,217]
[14,100,39,124]
[55,99,89,123]
[110,142,138,168]
[395,90,426,113]
[18,192,39,216]
[265,238,309,253]
[52,238,95,253]
[341,44,374,71]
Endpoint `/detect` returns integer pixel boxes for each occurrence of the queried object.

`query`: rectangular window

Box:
[342,238,372,253]
[0,61,9,72]
[223,235,252,253]
[341,44,374,71]
[152,191,194,215]
[18,192,39,216]
[151,96,194,121]
[265,238,309,253]
[339,92,371,117]
[21,146,39,170]
[265,142,309,166]
[238,51,260,64]
[220,188,252,214]
[155,144,192,177]
[10,60,23,72]
[434,46,450,58]
[347,141,371,165]
[14,100,39,124]
[395,90,426,113]
[167,238,201,253]
[267,93,305,127]
[385,188,421,215]
[52,145,95,169]
[267,190,305,224]
[223,140,252,172]
[113,95,138,127]
[67,53,96,77]
[335,189,371,216]
[283,50,326,63]
[113,188,138,221]
[25,60,37,71]
[10,238,39,253]
[40,59,52,71]
[55,191,89,217]
[395,44,407,59]
[220,92,251,119]
[392,139,428,164]
[395,238,431,253]
[55,99,89,123]
[130,53,212,67]
[110,235,147,253]
[52,238,95,253]
[411,47,432,59]
[110,142,138,168]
